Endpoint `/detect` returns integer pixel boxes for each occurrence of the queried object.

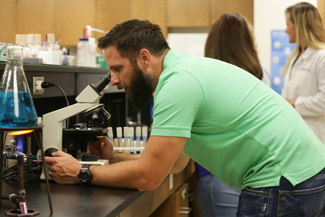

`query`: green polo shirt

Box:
[151,50,325,190]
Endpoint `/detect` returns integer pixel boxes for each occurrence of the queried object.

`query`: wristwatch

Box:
[78,164,92,185]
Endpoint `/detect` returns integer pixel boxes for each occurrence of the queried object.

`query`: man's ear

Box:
[139,49,151,67]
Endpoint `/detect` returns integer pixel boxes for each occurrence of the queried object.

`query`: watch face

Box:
[78,165,92,184]
[79,172,90,181]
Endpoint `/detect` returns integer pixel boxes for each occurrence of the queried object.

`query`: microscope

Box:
[39,73,111,180]
[62,104,110,158]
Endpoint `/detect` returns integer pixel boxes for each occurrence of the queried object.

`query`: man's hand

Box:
[45,151,81,184]
[284,98,296,107]
[88,136,115,160]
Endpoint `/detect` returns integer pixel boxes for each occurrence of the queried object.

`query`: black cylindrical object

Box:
[17,155,24,190]
[94,73,111,93]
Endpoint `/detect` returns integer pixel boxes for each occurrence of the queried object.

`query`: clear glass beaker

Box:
[0,45,38,128]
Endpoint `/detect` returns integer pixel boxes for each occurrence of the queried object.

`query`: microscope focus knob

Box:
[44,148,59,157]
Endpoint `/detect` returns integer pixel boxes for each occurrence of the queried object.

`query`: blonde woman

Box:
[282,2,325,144]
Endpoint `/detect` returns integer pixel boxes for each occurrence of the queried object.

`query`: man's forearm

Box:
[109,153,141,164]
[90,136,188,191]
[90,159,164,191]
[169,153,190,174]
[90,161,142,189]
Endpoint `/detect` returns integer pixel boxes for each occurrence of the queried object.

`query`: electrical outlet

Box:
[33,77,44,94]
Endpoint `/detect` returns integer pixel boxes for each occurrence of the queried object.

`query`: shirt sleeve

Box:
[295,54,325,117]
[261,64,271,87]
[151,71,205,138]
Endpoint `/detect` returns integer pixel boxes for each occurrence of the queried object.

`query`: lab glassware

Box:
[0,45,38,127]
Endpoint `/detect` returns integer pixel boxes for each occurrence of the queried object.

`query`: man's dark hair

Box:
[98,19,170,64]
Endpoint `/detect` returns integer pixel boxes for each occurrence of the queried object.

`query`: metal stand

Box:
[0,125,53,216]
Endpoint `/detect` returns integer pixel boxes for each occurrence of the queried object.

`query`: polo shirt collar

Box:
[163,49,178,70]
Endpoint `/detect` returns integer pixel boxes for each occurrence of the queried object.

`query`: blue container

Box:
[0,45,38,128]
[0,92,37,127]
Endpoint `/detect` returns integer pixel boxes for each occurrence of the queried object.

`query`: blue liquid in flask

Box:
[0,92,38,127]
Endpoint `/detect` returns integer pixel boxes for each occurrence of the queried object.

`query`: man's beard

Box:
[126,64,154,110]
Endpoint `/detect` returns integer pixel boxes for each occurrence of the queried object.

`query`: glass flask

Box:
[0,45,38,128]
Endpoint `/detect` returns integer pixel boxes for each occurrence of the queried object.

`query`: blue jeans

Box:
[196,173,240,217]
[237,168,325,216]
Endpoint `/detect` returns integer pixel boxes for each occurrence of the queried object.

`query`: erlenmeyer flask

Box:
[0,45,38,127]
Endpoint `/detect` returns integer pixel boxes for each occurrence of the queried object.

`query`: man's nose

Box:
[110,72,119,86]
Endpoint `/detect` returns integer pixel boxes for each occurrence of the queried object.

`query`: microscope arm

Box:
[42,102,100,152]
[42,73,111,152]
[40,74,111,180]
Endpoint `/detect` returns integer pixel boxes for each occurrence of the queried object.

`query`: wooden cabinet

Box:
[4,0,95,46]
[130,0,167,38]
[0,0,16,44]
[16,0,55,41]
[95,0,167,38]
[166,0,210,27]
[175,183,190,217]
[95,0,167,54]
[149,182,194,217]
[95,0,132,34]
[56,0,95,46]
[318,0,325,23]
[0,0,167,50]
[166,0,253,27]
[210,0,254,24]
[118,161,196,217]
[0,1,254,45]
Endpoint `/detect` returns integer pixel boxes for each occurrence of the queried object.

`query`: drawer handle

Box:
[181,188,187,199]
[179,207,191,214]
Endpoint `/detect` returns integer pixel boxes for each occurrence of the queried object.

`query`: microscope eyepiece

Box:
[94,73,111,93]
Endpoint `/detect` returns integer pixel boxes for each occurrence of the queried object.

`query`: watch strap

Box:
[78,164,92,185]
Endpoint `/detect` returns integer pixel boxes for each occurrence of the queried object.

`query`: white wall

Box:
[167,33,208,57]
[254,0,317,72]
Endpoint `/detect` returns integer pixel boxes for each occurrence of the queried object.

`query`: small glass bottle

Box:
[34,34,42,52]
[20,34,30,58]
[0,45,38,128]
[62,47,69,65]
[42,34,48,51]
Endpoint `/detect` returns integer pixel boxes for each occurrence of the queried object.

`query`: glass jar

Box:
[0,45,38,128]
